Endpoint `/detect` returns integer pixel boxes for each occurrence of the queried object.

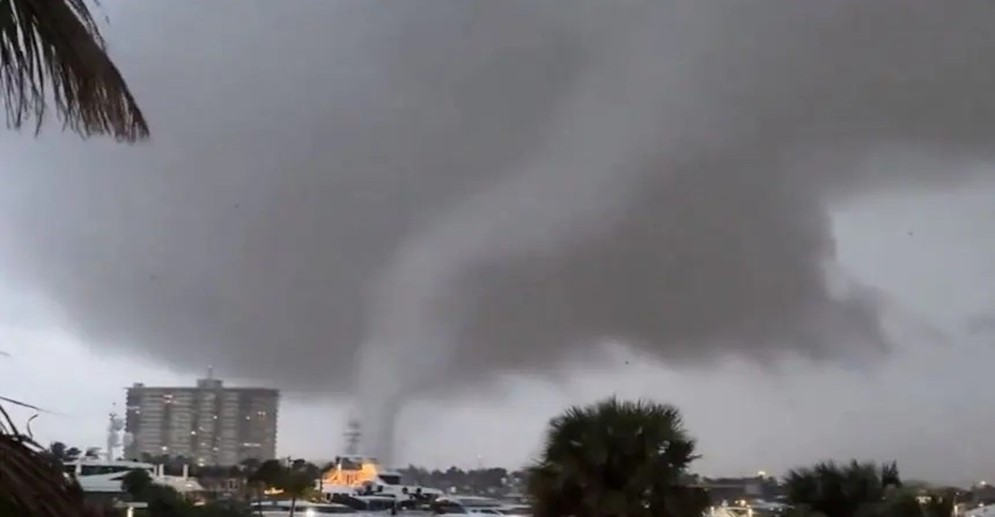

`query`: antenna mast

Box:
[106,405,125,461]
[343,419,362,456]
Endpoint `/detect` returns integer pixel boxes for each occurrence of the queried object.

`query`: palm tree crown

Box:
[527,397,709,517]
[784,460,904,517]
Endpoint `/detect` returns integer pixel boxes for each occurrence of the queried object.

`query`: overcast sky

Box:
[1,0,993,487]
[7,185,995,486]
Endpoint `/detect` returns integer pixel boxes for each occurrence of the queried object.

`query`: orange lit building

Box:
[321,456,386,489]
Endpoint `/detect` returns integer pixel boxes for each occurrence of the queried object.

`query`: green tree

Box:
[250,459,284,488]
[526,397,709,517]
[246,459,284,515]
[240,458,262,473]
[121,469,155,500]
[119,469,194,517]
[784,460,905,517]
[145,484,190,517]
[49,441,68,461]
[119,466,257,517]
[920,489,955,517]
[278,460,320,517]
[48,441,83,464]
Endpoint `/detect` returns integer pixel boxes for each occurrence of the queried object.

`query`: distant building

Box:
[123,374,279,466]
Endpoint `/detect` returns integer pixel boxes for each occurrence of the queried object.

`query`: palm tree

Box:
[526,396,709,517]
[279,461,320,517]
[49,441,68,461]
[120,469,154,500]
[250,459,285,489]
[48,442,83,464]
[784,460,904,517]
[0,0,148,140]
[248,459,285,515]
[237,458,261,502]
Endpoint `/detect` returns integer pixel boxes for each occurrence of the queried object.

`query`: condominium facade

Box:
[124,377,279,466]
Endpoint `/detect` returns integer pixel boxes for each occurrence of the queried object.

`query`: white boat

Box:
[319,455,441,502]
[63,409,203,497]
[64,457,205,495]
[251,501,365,516]
[497,504,532,517]
[338,495,398,513]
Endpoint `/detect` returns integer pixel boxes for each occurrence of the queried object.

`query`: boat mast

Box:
[344,419,362,456]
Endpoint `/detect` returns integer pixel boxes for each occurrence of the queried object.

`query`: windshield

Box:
[378,473,401,485]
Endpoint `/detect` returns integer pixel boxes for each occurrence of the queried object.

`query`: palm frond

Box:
[0,0,148,141]
[0,403,90,517]
[0,395,57,414]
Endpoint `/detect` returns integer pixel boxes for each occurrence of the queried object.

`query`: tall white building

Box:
[124,375,279,466]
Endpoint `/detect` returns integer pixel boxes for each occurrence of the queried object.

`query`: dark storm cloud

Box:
[967,314,995,336]
[2,0,995,418]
